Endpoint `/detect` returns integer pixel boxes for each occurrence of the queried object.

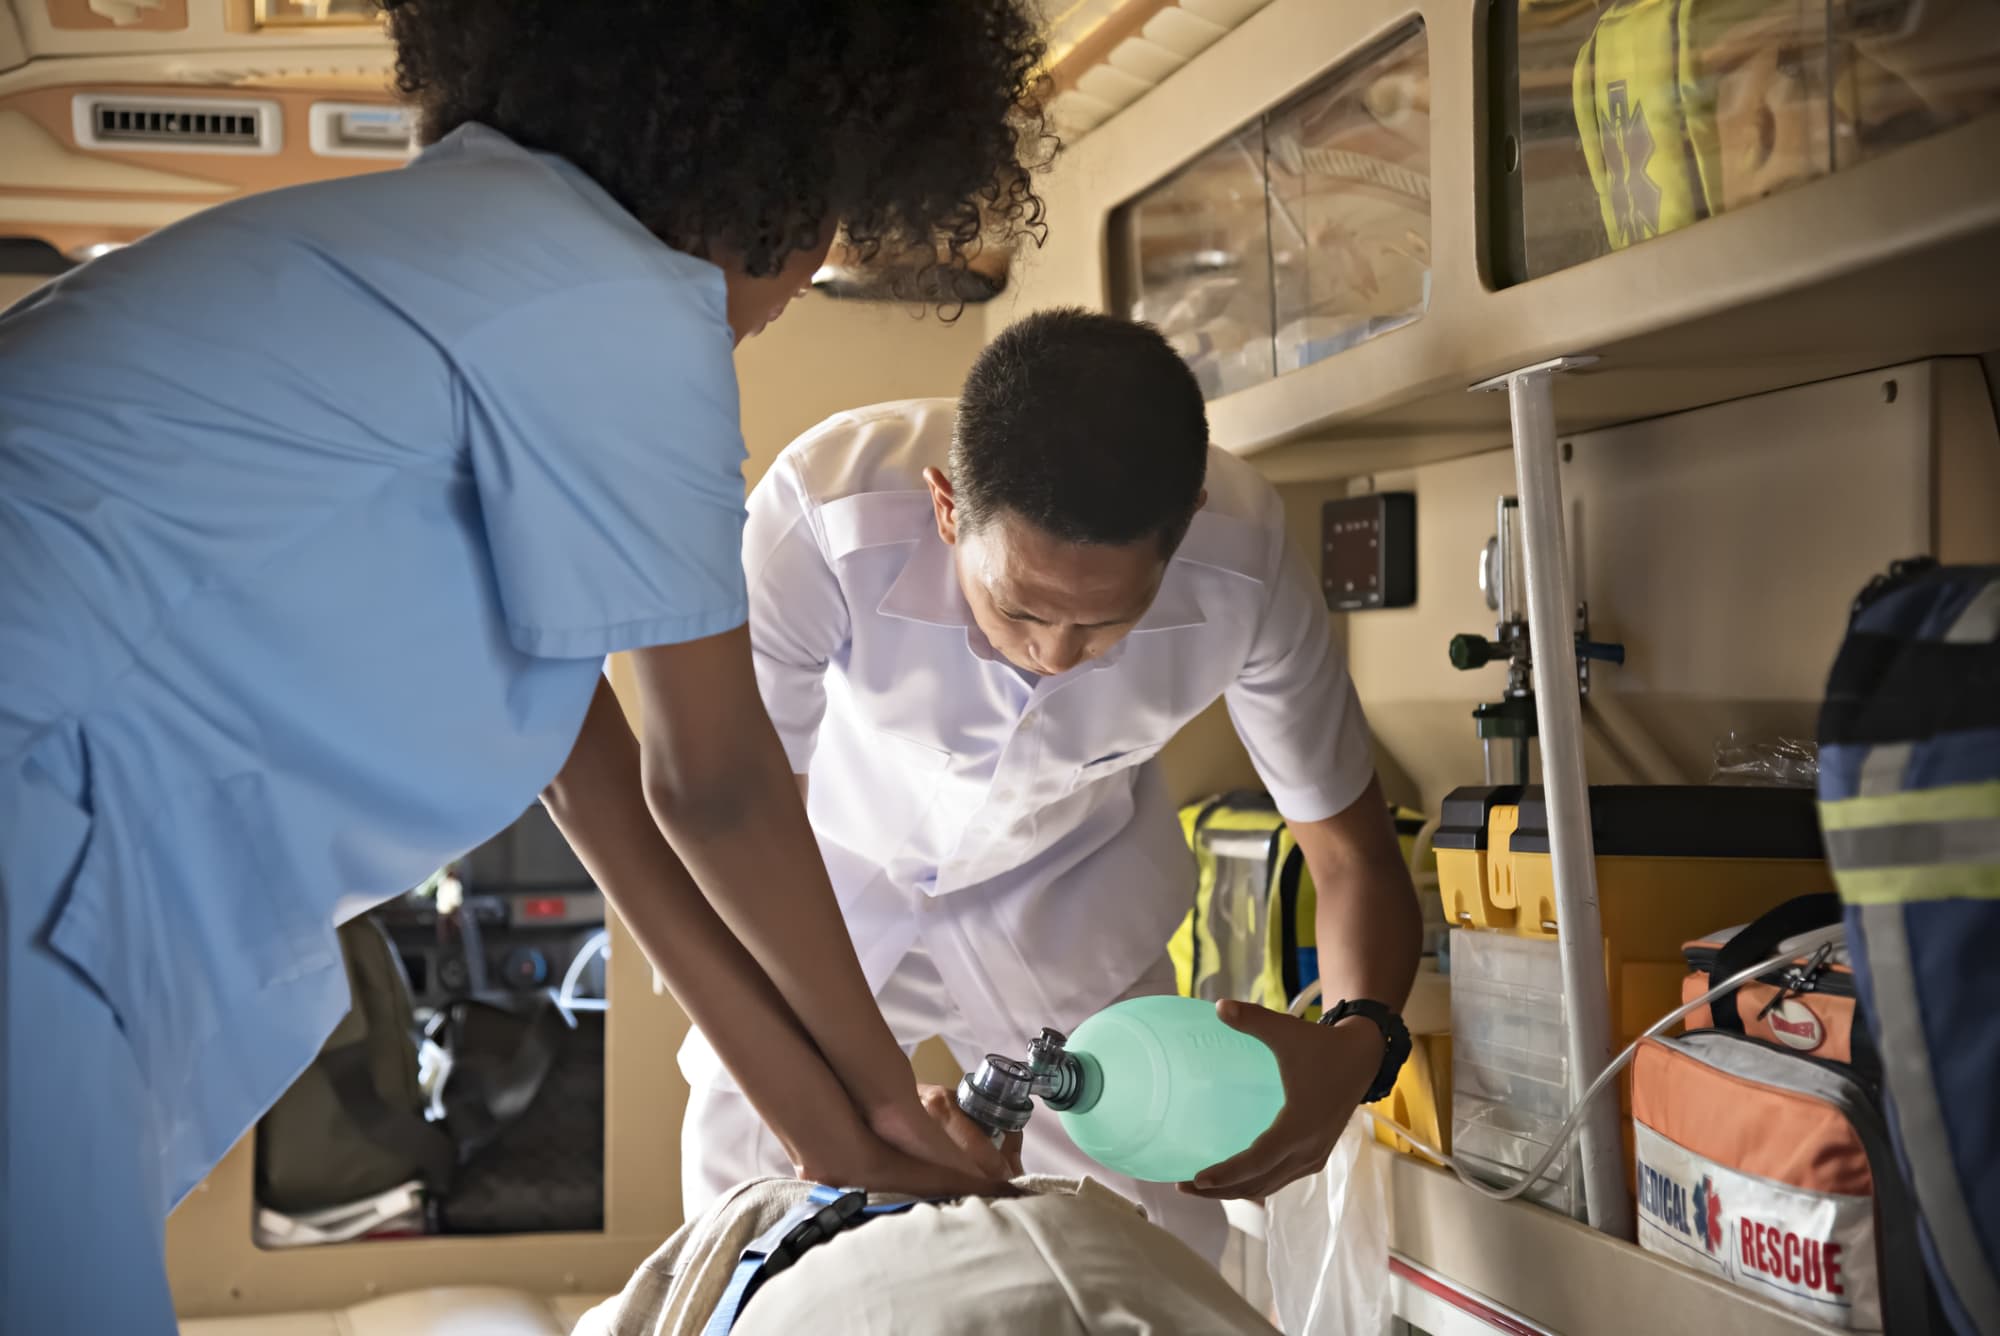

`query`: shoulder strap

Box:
[1272,840,1312,1008]
[702,1186,932,1335]
[1184,795,1233,994]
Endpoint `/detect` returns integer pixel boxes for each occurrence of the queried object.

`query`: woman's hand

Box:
[1178,1001,1379,1202]
[543,681,1001,1199]
[789,1086,1017,1198]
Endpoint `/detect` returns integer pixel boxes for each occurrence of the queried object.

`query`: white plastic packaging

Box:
[1265,1111,1393,1336]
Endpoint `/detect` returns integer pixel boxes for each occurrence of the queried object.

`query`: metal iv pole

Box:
[1471,355,1634,1238]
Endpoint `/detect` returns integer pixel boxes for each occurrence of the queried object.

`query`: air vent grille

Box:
[71,94,283,156]
[94,104,264,146]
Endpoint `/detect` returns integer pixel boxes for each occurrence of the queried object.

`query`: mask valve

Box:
[956,1027,1084,1144]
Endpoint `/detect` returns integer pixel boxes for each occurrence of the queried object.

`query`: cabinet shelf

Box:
[997,0,2000,482]
[1231,112,2000,483]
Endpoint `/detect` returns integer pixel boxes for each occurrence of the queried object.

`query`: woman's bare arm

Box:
[543,670,1006,1190]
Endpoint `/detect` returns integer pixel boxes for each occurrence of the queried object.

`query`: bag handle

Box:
[1709,892,1843,1032]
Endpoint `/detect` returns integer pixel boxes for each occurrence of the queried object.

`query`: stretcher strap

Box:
[702,1185,928,1335]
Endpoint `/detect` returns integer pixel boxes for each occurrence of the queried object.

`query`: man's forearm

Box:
[1292,777,1422,1012]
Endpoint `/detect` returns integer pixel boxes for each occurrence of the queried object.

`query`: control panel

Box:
[1321,491,1417,611]
[371,804,608,1010]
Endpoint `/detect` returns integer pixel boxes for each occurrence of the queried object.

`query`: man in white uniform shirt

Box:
[680,310,1420,1259]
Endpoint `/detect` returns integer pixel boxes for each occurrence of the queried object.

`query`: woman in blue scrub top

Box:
[0,1,1048,1327]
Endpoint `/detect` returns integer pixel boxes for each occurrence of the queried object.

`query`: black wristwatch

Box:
[1320,998,1412,1104]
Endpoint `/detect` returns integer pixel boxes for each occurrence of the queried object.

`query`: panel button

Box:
[502,947,549,990]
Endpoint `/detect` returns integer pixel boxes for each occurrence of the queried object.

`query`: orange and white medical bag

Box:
[1630,897,1938,1332]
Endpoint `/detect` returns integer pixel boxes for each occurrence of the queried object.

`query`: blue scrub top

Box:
[0,125,749,1203]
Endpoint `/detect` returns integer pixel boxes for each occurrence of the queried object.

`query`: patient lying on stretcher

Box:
[576,1088,1279,1335]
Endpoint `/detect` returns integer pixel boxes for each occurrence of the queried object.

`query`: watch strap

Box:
[1321,997,1412,1104]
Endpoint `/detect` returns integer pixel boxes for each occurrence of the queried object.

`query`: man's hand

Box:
[1179,775,1417,1201]
[914,1083,1024,1179]
[1179,1000,1380,1201]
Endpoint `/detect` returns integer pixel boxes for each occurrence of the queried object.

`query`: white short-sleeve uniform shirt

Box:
[681,399,1376,1085]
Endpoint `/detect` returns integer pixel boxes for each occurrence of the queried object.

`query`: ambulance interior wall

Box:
[1157,358,2000,822]
[165,295,986,1316]
[0,269,43,307]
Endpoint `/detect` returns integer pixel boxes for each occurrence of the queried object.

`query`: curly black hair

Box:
[383,0,1051,295]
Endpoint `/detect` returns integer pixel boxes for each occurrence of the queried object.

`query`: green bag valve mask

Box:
[957,995,1284,1183]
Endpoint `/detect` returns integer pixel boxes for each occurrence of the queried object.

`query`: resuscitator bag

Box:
[1055,995,1286,1184]
[1265,1111,1392,1336]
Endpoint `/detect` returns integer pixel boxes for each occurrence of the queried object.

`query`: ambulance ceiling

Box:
[1040,0,1277,137]
[806,0,1281,302]
[0,0,399,260]
[0,0,1279,271]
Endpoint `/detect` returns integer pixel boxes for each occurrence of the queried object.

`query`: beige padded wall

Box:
[168,296,986,1319]
[0,270,48,306]
[1157,359,2000,825]
[733,294,987,487]
[1305,359,1993,818]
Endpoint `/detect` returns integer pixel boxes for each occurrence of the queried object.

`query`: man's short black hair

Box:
[952,309,1209,555]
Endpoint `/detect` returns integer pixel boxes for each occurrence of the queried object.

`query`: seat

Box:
[177,1286,603,1336]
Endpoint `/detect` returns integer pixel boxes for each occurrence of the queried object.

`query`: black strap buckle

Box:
[1756,941,1836,1020]
[762,1190,866,1278]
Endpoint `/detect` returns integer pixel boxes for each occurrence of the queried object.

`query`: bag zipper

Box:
[1755,941,1841,1020]
[1682,944,1856,1001]
[1713,1031,1880,1095]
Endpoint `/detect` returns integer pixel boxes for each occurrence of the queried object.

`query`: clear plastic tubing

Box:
[1292,923,1848,1203]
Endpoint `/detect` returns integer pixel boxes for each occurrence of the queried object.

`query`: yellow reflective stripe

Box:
[1818,780,2000,832]
[1835,861,2000,905]
[1201,810,1288,835]
[1178,802,1219,997]
[1167,912,1196,997]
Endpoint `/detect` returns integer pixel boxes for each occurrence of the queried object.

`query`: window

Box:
[1111,23,1431,402]
[251,0,376,26]
[1115,125,1278,400]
